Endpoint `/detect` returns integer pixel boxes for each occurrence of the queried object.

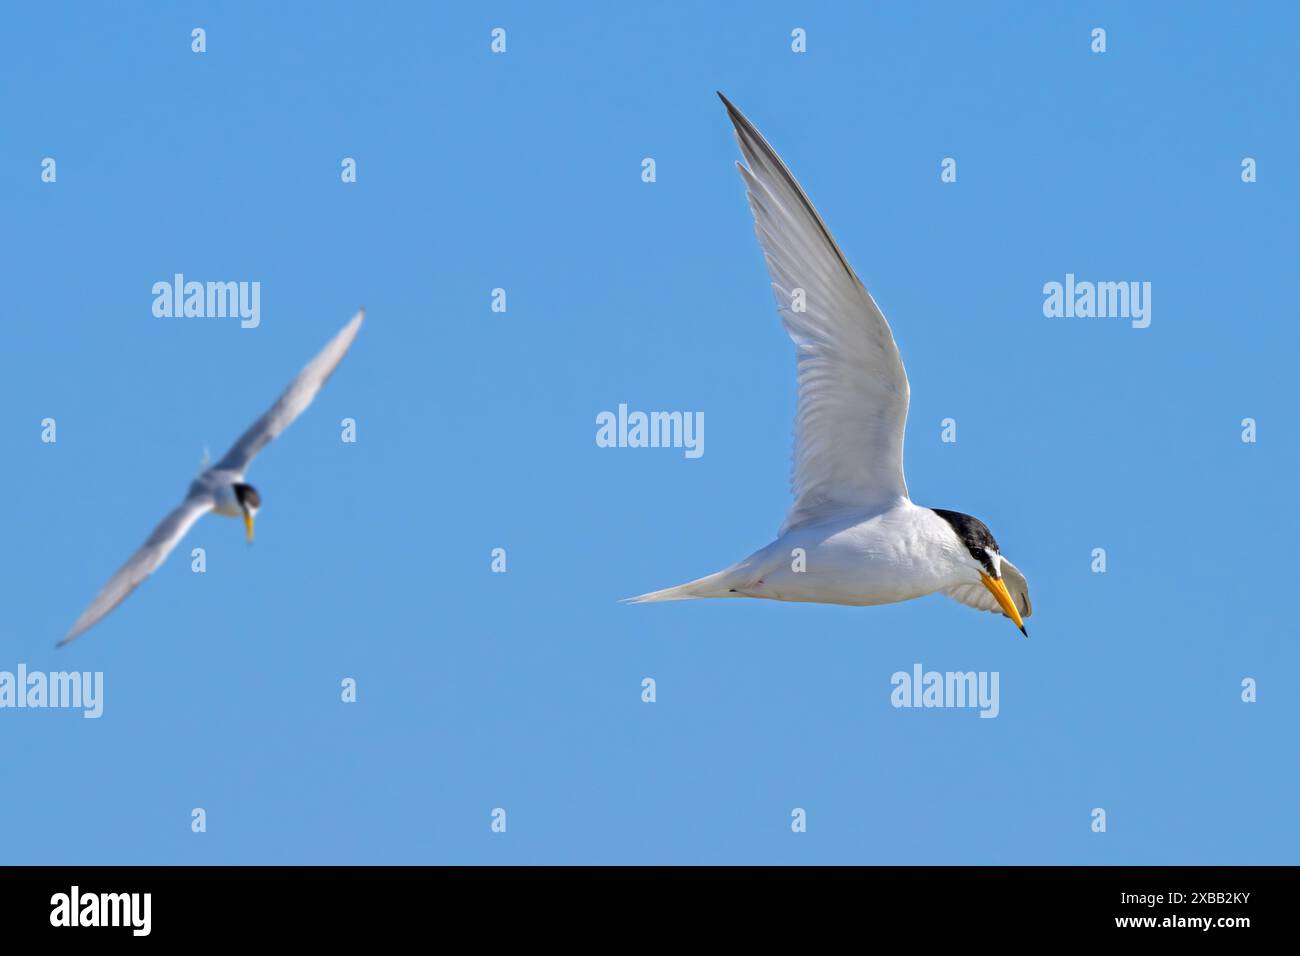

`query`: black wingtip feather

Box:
[716,91,746,127]
[712,89,861,286]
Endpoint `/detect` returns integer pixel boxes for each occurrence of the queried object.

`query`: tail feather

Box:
[622,569,737,604]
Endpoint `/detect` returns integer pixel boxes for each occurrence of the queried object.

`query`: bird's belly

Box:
[747,516,953,606]
[762,561,936,606]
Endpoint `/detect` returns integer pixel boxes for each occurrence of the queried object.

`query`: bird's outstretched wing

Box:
[60,493,215,646]
[719,94,910,534]
[215,310,365,474]
[941,557,1034,620]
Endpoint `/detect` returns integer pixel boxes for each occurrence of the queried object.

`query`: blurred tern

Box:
[59,310,365,646]
[626,95,1032,636]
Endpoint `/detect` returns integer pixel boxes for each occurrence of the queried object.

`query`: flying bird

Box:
[59,310,365,646]
[626,95,1032,636]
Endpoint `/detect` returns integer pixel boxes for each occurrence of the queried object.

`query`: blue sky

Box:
[2,1,1296,864]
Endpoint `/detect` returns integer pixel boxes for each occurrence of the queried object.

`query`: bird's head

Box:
[932,508,1028,637]
[233,483,261,544]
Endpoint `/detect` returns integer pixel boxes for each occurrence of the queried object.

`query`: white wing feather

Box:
[215,310,365,473]
[60,494,215,645]
[721,94,910,534]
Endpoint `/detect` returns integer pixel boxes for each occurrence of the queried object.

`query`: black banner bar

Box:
[0,865,1289,940]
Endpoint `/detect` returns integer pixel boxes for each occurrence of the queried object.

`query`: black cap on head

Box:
[932,508,999,575]
[233,483,261,511]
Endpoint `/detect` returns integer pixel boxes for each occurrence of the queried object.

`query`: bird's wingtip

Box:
[58,614,92,647]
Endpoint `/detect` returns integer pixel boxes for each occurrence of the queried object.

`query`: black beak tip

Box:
[1019,625,1029,638]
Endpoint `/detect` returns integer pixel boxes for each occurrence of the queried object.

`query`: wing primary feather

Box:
[215,309,365,474]
[718,91,859,286]
[58,495,214,646]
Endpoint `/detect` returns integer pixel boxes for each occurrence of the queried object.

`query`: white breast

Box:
[192,469,242,518]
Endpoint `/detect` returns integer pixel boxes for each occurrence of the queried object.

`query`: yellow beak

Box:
[243,511,255,544]
[980,572,1027,637]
